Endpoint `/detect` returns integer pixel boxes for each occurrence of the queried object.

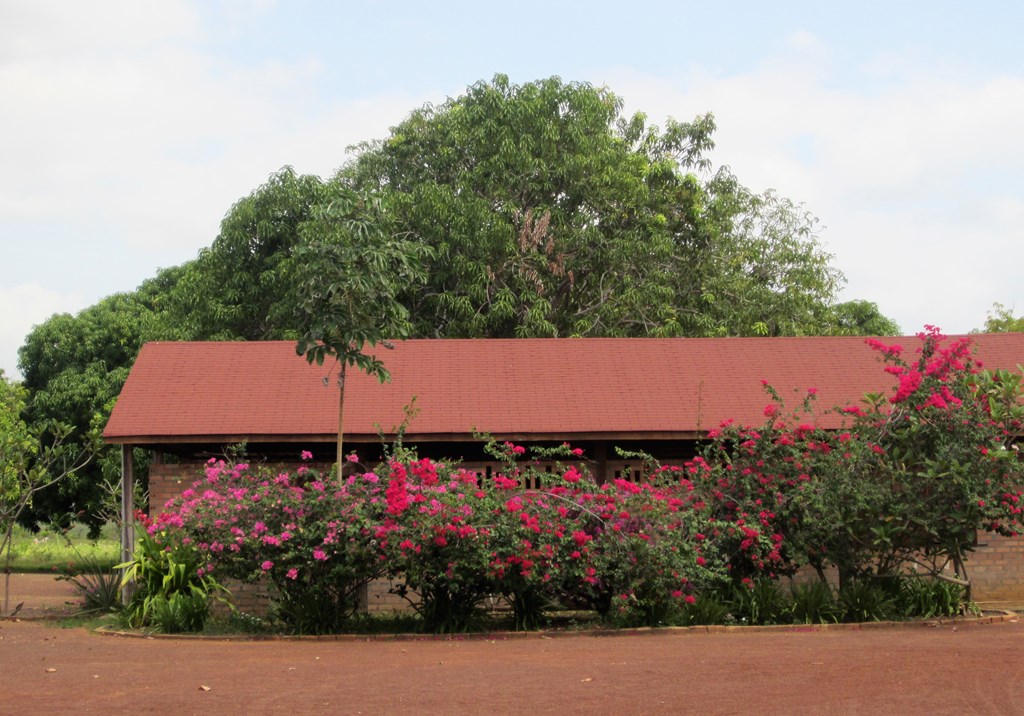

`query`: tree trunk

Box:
[336,360,347,480]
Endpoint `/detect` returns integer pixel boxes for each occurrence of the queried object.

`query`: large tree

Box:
[343,74,854,338]
[16,267,183,531]
[978,302,1024,333]
[164,168,334,341]
[16,74,898,528]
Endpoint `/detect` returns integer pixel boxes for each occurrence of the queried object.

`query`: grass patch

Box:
[56,613,122,631]
[3,523,120,573]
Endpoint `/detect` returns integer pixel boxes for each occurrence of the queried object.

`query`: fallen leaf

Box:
[581,678,592,683]
[199,685,211,692]
[45,668,57,673]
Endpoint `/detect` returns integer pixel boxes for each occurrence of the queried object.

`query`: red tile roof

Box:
[103,335,1024,445]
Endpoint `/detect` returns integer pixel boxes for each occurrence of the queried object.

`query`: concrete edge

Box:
[89,610,1019,642]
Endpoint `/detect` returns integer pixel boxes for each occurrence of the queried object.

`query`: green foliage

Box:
[896,577,964,618]
[346,74,858,339]
[1,382,96,613]
[289,184,433,472]
[838,580,898,623]
[789,581,841,624]
[680,592,732,626]
[827,299,901,336]
[290,184,432,373]
[118,528,225,633]
[729,579,792,626]
[0,373,32,504]
[165,168,335,341]
[4,522,120,572]
[695,177,844,337]
[15,273,176,532]
[978,302,1024,333]
[15,74,897,530]
[58,553,121,614]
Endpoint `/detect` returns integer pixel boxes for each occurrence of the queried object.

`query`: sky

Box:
[2,0,1023,378]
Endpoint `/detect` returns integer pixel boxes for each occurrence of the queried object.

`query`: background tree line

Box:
[7,73,964,532]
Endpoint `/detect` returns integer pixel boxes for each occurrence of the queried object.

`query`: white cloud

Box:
[0,2,447,374]
[3,5,1021,392]
[604,40,1024,334]
[0,284,87,379]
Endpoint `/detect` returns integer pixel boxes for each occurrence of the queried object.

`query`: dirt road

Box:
[2,614,1022,715]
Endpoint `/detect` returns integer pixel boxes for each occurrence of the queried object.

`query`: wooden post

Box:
[336,361,347,479]
[120,445,135,604]
[594,442,608,485]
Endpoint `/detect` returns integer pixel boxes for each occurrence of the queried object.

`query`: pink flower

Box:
[313,548,327,561]
[301,450,313,461]
[286,568,298,580]
[260,560,273,571]
[763,404,778,417]
[571,447,584,457]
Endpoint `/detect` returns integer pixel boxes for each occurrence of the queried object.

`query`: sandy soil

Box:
[2,574,1022,715]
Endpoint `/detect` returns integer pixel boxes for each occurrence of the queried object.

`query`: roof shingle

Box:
[102,335,1024,444]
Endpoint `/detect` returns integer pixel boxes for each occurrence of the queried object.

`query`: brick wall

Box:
[966,533,1024,604]
[148,461,202,512]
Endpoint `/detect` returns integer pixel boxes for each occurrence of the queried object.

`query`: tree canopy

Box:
[343,75,854,338]
[290,183,432,470]
[15,74,902,527]
[978,302,1024,333]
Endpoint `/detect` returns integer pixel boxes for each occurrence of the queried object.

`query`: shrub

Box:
[680,592,732,626]
[896,577,964,618]
[789,581,840,624]
[118,524,225,632]
[729,578,792,625]
[58,554,121,614]
[838,580,897,623]
[154,457,386,634]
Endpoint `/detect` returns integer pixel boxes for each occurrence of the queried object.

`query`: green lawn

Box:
[3,523,120,573]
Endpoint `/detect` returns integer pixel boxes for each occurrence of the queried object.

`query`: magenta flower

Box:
[286,568,298,580]
[260,560,273,571]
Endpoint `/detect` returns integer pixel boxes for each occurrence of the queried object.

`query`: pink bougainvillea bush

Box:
[151,328,1024,632]
[154,455,389,633]
[155,443,747,632]
[693,327,1024,596]
[375,442,742,631]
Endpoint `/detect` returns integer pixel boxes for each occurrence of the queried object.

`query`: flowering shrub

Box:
[474,441,728,628]
[380,454,498,632]
[692,328,1024,596]
[154,456,387,634]
[145,328,1022,631]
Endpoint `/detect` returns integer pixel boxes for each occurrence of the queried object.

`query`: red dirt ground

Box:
[2,575,1022,715]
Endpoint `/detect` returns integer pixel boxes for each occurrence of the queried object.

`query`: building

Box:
[104,334,1024,604]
